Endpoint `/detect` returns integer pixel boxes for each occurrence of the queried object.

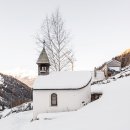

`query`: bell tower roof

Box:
[36,48,50,65]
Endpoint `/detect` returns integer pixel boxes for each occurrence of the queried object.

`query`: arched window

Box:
[51,93,57,106]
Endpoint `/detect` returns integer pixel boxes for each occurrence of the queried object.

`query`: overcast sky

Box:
[0,0,130,74]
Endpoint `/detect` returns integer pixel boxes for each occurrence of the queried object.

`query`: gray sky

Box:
[0,0,130,73]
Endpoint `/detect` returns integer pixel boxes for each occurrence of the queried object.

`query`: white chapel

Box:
[33,47,92,119]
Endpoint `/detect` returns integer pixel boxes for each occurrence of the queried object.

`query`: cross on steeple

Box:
[42,40,45,49]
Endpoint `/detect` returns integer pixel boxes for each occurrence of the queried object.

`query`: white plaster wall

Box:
[91,71,105,82]
[33,85,91,119]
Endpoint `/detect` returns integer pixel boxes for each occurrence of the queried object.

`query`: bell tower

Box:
[37,47,50,75]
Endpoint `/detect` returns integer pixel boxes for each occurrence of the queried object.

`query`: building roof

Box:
[99,59,121,70]
[107,59,121,65]
[33,71,91,90]
[36,48,50,64]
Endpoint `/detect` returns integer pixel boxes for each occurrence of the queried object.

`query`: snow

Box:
[0,102,33,118]
[33,71,91,89]
[121,64,130,71]
[109,67,120,71]
[0,75,4,85]
[1,109,12,118]
[0,73,130,130]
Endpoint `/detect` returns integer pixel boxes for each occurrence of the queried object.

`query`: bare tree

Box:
[37,9,74,71]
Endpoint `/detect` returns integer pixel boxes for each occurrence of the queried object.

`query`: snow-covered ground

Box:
[0,73,130,130]
[0,102,32,119]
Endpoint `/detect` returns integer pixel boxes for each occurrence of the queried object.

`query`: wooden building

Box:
[101,59,121,78]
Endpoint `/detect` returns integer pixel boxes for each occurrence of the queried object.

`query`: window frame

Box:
[51,93,57,106]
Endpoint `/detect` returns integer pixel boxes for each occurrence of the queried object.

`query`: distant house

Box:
[33,48,92,120]
[101,59,121,78]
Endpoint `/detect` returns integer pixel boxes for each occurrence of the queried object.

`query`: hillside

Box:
[12,75,35,88]
[2,69,36,87]
[98,48,130,70]
[0,73,32,109]
[0,67,130,130]
[115,48,130,67]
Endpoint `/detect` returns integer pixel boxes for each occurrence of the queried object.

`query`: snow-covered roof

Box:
[33,71,91,90]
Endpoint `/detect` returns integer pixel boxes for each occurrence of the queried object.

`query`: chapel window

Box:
[51,93,57,106]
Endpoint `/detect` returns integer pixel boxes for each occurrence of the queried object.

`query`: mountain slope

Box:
[0,73,32,108]
[97,48,130,70]
[0,69,130,130]
[3,68,36,87]
[115,48,130,67]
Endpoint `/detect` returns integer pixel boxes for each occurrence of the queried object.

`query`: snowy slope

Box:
[0,74,130,130]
